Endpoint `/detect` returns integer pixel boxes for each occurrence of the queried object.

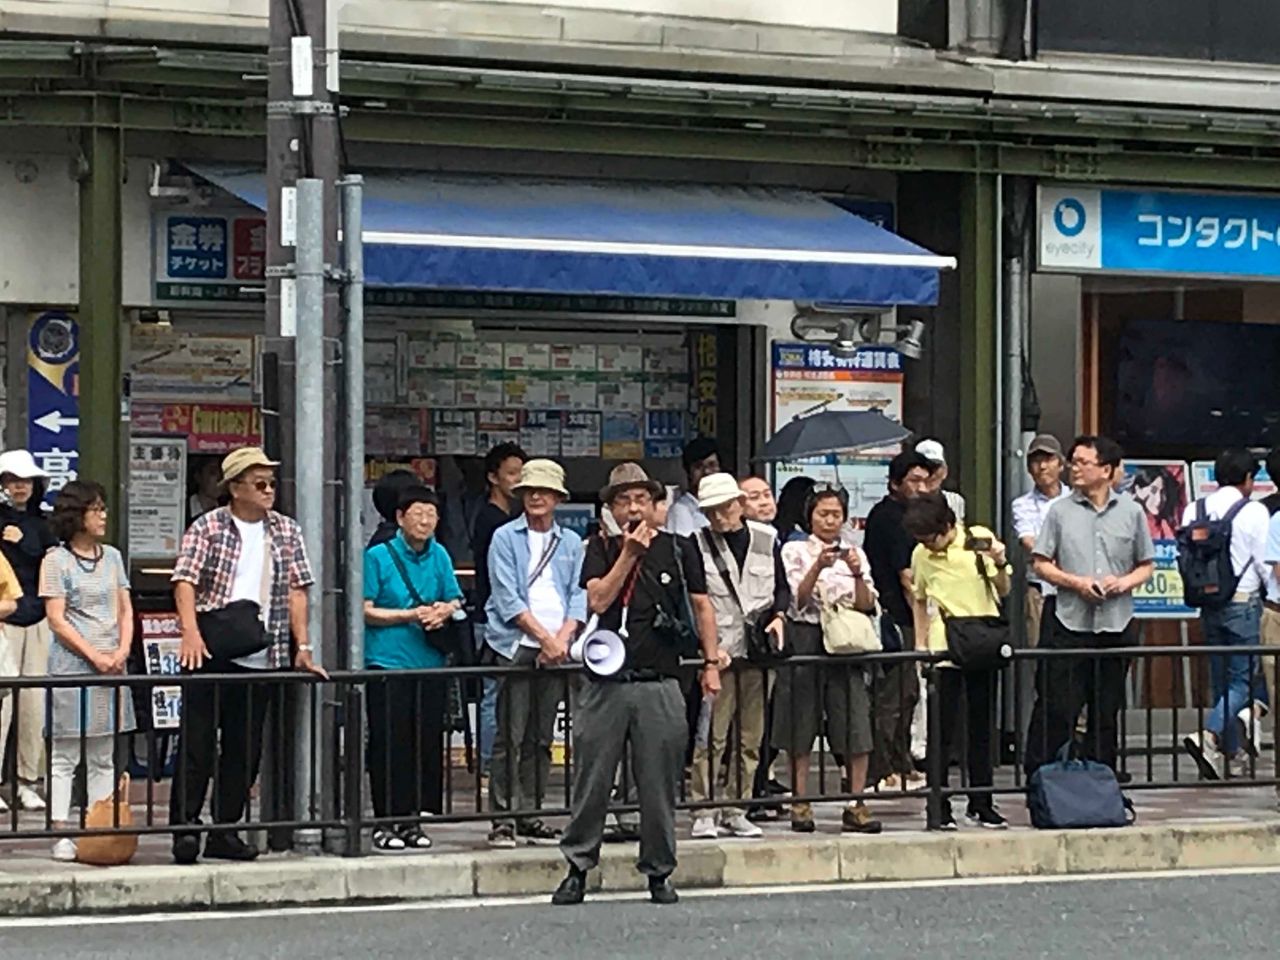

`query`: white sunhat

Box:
[0,450,47,480]
[697,473,746,511]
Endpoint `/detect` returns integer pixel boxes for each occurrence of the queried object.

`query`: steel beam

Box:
[958,171,999,522]
[76,95,125,537]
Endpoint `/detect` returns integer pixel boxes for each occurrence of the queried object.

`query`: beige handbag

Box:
[817,584,882,655]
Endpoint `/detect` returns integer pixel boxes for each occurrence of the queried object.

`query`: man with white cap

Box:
[484,459,586,849]
[169,446,324,865]
[916,438,967,526]
[688,474,788,841]
[0,449,55,812]
[553,463,720,907]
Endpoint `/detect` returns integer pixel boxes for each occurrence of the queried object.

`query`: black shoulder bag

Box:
[383,543,462,658]
[700,531,791,663]
[939,551,1012,672]
[645,535,701,657]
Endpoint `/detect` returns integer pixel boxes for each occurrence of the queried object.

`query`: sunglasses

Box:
[237,478,277,493]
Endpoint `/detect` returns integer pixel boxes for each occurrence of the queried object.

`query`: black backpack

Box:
[1175,497,1251,609]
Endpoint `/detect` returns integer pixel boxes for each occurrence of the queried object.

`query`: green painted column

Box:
[77,97,124,535]
[958,172,999,523]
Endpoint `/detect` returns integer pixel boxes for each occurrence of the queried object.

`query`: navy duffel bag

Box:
[1027,745,1135,829]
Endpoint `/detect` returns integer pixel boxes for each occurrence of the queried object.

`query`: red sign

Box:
[232,217,267,281]
[133,403,262,453]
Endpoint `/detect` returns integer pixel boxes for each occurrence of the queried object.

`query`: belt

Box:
[1265,600,1280,614]
[1027,582,1044,594]
[607,669,667,684]
[1232,592,1254,604]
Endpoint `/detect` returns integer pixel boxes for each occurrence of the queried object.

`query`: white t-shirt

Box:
[230,516,272,670]
[524,529,565,650]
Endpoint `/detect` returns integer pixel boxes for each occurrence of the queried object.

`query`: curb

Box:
[3,820,1280,916]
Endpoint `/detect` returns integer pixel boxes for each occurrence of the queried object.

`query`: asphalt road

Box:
[3,872,1275,959]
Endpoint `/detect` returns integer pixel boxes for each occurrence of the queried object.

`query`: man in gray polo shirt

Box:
[1024,435,1155,775]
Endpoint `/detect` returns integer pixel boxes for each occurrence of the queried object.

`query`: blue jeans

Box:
[1202,598,1262,754]
[479,677,498,773]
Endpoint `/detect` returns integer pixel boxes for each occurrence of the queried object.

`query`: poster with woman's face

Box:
[1119,460,1192,542]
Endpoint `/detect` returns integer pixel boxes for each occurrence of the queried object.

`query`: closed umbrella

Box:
[758,408,909,462]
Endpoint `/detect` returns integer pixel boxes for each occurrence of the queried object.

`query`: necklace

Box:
[70,544,103,573]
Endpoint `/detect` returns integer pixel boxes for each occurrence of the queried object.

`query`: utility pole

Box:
[266,0,341,853]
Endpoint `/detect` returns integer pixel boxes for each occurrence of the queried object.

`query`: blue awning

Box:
[187,165,955,305]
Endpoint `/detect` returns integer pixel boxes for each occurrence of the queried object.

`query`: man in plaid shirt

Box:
[169,446,325,865]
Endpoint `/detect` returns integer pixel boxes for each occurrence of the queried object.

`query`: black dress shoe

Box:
[204,832,260,862]
[172,834,201,865]
[648,875,679,905]
[551,868,587,906]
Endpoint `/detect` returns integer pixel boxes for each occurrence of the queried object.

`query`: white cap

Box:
[915,439,946,466]
[0,450,47,480]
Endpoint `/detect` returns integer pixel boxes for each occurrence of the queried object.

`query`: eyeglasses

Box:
[1069,459,1101,468]
[86,504,108,515]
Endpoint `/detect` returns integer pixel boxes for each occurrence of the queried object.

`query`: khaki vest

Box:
[697,520,777,659]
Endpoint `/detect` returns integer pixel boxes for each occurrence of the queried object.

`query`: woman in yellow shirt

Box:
[905,492,1011,831]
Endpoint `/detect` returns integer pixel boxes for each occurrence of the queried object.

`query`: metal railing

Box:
[0,643,1274,852]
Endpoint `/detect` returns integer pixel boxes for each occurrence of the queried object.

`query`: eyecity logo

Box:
[1053,198,1087,237]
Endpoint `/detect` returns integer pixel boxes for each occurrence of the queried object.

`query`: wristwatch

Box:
[297,643,313,653]
[704,659,720,668]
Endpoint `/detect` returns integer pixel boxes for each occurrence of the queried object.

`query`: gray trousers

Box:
[489,646,563,827]
[560,677,686,878]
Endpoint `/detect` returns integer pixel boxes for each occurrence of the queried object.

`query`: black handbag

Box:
[700,530,792,663]
[383,543,463,659]
[642,536,700,656]
[197,600,271,662]
[940,552,1012,672]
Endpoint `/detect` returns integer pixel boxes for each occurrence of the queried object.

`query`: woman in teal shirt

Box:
[363,485,463,852]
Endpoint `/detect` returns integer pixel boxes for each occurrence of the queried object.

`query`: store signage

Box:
[26,311,79,499]
[1039,184,1280,279]
[365,288,736,317]
[128,437,187,559]
[133,402,262,454]
[153,210,266,303]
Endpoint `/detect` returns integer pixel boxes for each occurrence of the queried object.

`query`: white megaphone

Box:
[569,616,626,678]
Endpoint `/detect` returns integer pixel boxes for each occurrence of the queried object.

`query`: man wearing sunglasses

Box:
[169,446,324,865]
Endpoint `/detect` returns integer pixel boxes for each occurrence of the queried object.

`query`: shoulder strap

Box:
[1221,496,1251,526]
[526,531,561,589]
[383,542,428,608]
[701,530,746,615]
[1197,498,1208,524]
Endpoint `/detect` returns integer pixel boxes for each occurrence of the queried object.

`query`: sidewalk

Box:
[3,783,1280,916]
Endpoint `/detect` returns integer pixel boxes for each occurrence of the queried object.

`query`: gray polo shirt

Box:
[1033,490,1155,634]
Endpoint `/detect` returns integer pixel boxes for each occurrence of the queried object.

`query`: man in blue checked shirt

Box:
[485,459,586,849]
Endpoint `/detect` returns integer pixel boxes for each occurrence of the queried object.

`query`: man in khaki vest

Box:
[688,474,789,841]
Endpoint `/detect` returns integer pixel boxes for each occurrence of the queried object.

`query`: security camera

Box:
[897,319,926,360]
[831,317,861,357]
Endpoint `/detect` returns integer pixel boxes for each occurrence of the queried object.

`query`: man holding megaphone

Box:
[553,463,721,907]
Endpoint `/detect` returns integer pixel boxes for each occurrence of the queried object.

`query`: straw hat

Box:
[221,447,279,485]
[599,462,665,503]
[513,459,569,497]
[697,473,745,511]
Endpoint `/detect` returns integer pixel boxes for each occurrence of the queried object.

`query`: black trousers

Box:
[869,626,920,785]
[1023,615,1130,775]
[170,659,275,833]
[366,670,446,823]
[931,667,996,811]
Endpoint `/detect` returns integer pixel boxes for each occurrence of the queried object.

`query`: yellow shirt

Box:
[0,551,21,604]
[910,525,1007,654]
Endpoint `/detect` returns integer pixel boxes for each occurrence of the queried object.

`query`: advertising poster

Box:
[27,311,79,500]
[133,403,262,454]
[129,329,255,401]
[1118,459,1193,618]
[775,459,892,529]
[140,612,183,730]
[1190,461,1276,502]
[601,413,644,460]
[129,437,187,559]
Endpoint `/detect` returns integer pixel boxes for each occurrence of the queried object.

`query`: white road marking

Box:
[5,865,1280,930]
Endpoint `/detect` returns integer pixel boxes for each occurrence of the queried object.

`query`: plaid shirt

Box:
[172,507,315,668]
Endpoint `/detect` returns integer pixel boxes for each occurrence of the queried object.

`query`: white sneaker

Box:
[1237,702,1266,758]
[51,838,76,863]
[1184,730,1224,780]
[691,816,720,840]
[17,784,46,811]
[0,793,8,813]
[722,814,763,839]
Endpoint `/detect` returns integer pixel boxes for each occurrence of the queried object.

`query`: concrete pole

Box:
[267,0,340,853]
[339,176,365,672]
